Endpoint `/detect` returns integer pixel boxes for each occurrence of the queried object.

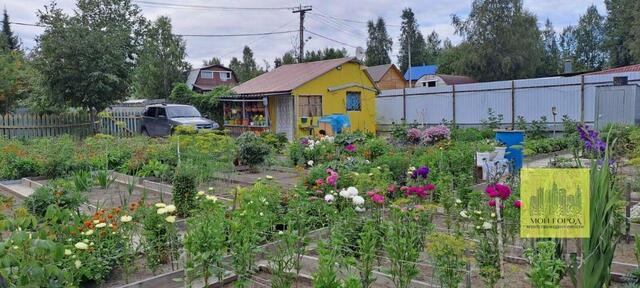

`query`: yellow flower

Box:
[74,242,89,250]
[64,249,72,255]
[95,223,107,228]
[265,175,274,180]
[165,205,176,213]
[157,208,167,214]
[197,191,205,196]
[84,229,94,236]
[206,195,218,202]
[75,260,82,269]
[155,203,167,208]
[92,220,100,224]
[120,215,133,223]
[208,187,214,191]
[165,215,176,223]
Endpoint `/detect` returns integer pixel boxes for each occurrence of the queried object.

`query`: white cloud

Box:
[5,0,606,68]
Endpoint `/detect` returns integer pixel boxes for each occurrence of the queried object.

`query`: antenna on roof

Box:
[355,46,364,62]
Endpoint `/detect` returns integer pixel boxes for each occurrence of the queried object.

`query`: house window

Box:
[220,71,232,81]
[346,92,361,111]
[422,82,427,87]
[200,70,214,79]
[427,81,436,87]
[299,95,322,117]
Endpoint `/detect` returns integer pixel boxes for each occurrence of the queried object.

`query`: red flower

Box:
[495,184,512,200]
[424,183,436,191]
[514,200,522,208]
[387,184,397,193]
[371,194,385,204]
[488,199,496,207]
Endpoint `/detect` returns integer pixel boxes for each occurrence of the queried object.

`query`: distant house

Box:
[404,65,438,85]
[365,64,406,90]
[222,57,377,140]
[403,65,476,87]
[586,63,640,75]
[415,74,477,87]
[186,64,238,93]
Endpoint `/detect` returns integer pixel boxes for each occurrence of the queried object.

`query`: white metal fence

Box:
[376,72,640,128]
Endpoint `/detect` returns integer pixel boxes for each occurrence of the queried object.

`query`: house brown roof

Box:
[365,64,394,82]
[232,57,356,95]
[437,74,477,85]
[587,64,640,75]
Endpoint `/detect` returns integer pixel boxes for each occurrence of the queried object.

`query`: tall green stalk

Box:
[581,141,623,287]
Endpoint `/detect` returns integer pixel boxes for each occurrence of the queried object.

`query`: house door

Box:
[275,96,294,140]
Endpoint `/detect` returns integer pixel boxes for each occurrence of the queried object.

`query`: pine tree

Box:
[559,26,577,65]
[604,0,637,67]
[203,57,222,66]
[1,9,19,51]
[424,31,442,65]
[132,16,190,99]
[539,19,561,75]
[398,8,428,73]
[574,5,606,71]
[365,17,392,66]
[228,57,242,81]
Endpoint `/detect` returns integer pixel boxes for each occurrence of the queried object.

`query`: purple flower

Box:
[407,128,422,143]
[423,125,451,143]
[578,125,606,155]
[345,143,356,152]
[300,138,310,146]
[411,166,430,179]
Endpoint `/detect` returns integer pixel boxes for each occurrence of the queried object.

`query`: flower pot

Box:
[476,152,493,166]
[242,119,250,126]
[494,146,507,160]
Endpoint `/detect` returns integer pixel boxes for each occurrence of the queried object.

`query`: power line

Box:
[218,20,297,59]
[310,10,401,27]
[9,21,296,38]
[9,22,45,27]
[133,0,293,11]
[178,30,297,37]
[309,13,367,37]
[307,15,365,39]
[304,29,358,48]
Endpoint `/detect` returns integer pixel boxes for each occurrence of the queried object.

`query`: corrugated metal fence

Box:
[376,72,640,129]
[0,110,142,139]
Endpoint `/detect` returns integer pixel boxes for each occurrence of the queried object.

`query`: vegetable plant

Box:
[524,241,566,288]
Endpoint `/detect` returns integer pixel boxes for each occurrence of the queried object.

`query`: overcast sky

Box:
[6,0,606,68]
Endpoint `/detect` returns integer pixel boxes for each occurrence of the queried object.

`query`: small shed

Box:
[221,57,377,140]
[365,64,406,90]
[415,74,477,87]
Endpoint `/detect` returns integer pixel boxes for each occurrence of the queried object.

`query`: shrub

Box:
[236,132,272,169]
[426,233,467,288]
[172,164,197,217]
[260,131,288,153]
[524,241,566,288]
[24,180,86,216]
[0,154,40,180]
[361,137,390,160]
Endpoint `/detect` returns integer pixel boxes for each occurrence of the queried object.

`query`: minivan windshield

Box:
[167,106,201,118]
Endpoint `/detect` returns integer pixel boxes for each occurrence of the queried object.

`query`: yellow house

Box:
[221,57,377,140]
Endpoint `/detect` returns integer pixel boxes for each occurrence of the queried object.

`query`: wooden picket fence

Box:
[0,112,96,139]
[98,110,143,137]
[0,110,143,139]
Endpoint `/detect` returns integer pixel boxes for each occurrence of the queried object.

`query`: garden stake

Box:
[495,197,505,277]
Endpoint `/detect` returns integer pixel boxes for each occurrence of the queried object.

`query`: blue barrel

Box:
[495,130,525,172]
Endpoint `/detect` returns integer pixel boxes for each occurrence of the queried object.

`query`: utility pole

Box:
[407,36,412,88]
[292,4,312,63]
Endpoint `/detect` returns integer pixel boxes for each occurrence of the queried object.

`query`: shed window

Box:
[220,71,231,81]
[346,92,361,111]
[427,81,436,87]
[299,95,322,117]
[200,70,214,79]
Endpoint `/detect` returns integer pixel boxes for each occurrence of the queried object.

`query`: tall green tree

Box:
[451,0,543,81]
[202,57,222,66]
[0,51,31,113]
[424,31,442,65]
[574,5,606,71]
[1,9,19,51]
[132,16,190,99]
[398,8,428,73]
[437,40,471,75]
[34,0,147,110]
[304,47,348,62]
[604,0,639,67]
[559,26,577,68]
[539,19,561,75]
[365,17,392,66]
